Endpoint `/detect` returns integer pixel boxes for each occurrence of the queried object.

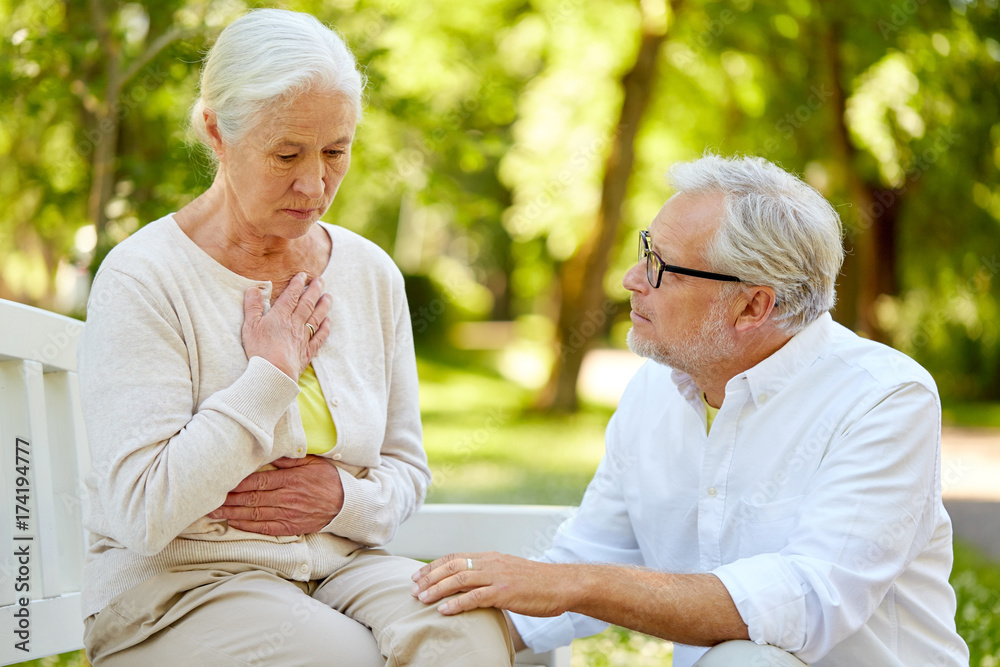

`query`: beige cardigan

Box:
[78,214,429,617]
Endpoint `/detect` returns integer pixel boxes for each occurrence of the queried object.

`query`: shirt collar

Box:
[671,367,702,404]
[669,312,835,409]
[739,312,834,408]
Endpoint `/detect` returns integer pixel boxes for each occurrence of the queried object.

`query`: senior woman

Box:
[77,9,512,666]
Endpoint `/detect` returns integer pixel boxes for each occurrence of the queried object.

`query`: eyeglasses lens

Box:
[639,232,658,288]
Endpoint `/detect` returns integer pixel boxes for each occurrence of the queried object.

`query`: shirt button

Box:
[759,394,768,404]
[330,398,339,407]
[332,453,342,461]
[296,447,304,455]
[707,487,718,497]
[300,564,309,574]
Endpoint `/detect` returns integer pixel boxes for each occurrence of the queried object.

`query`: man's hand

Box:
[410,552,578,617]
[411,553,751,648]
[210,455,344,535]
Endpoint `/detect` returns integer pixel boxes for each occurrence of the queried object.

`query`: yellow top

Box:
[702,393,720,434]
[297,364,337,454]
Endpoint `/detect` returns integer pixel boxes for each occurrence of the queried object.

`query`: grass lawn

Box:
[953,538,1000,666]
[419,356,612,507]
[13,354,999,667]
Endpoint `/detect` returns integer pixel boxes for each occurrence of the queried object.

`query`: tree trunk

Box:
[86,0,192,275]
[87,0,120,274]
[822,20,896,342]
[535,0,679,412]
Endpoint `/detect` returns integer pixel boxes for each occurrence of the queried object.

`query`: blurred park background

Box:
[3,0,1000,410]
[3,0,1000,664]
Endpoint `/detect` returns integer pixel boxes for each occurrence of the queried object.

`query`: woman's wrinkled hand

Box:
[241,272,331,379]
[209,455,345,535]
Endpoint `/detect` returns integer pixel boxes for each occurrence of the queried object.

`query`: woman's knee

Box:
[383,606,513,667]
[318,552,513,666]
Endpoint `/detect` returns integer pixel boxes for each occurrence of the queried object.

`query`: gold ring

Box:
[305,322,316,338]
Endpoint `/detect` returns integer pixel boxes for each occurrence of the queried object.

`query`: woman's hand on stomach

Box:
[209,455,345,535]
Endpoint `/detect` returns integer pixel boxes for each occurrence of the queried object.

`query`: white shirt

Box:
[511,313,968,666]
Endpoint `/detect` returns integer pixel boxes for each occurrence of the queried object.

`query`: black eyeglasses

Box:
[639,230,742,288]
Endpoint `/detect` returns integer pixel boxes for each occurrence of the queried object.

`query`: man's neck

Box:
[693,329,793,409]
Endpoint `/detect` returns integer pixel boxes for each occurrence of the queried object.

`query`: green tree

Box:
[536,0,679,412]
[0,0,230,310]
[531,0,1000,407]
[1,0,997,402]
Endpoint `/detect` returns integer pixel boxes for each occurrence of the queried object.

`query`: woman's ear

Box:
[203,108,226,162]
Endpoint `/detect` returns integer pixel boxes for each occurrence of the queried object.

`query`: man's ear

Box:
[203,108,226,162]
[733,286,778,333]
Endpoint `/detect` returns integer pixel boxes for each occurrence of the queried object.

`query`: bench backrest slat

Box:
[0,301,86,665]
[43,370,88,595]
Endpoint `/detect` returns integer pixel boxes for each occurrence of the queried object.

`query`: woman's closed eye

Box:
[278,151,345,161]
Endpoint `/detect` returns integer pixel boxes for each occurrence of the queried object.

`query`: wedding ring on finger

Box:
[305,322,316,338]
[467,558,474,571]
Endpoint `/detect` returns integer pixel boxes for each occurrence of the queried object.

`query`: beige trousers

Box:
[83,549,513,666]
[693,640,809,666]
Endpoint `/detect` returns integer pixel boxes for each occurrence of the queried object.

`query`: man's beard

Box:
[626,299,737,376]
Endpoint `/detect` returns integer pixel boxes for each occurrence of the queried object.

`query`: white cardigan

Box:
[78,214,430,617]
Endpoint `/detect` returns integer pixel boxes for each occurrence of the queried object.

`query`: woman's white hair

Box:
[189,8,365,157]
[668,153,844,334]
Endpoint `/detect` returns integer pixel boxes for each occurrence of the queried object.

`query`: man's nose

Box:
[623,260,647,293]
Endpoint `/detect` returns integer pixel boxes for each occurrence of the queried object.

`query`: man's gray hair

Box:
[189,8,365,157]
[668,154,845,334]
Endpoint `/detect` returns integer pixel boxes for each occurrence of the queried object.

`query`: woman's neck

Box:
[175,182,331,299]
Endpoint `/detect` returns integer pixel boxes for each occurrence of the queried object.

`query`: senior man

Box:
[412,154,969,666]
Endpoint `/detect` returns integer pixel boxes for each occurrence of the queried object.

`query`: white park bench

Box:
[0,298,571,667]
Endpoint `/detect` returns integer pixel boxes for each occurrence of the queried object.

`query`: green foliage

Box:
[0,0,227,310]
[2,0,999,397]
[875,0,1000,400]
[572,625,673,667]
[954,539,1000,666]
[8,650,89,666]
[943,401,1000,429]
